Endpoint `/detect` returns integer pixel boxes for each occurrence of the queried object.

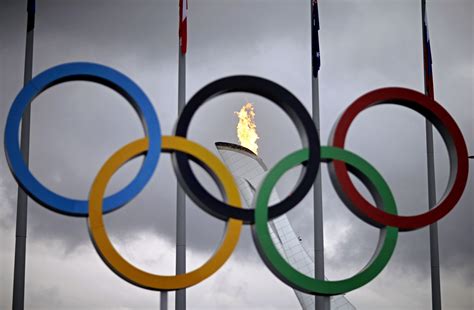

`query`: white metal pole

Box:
[12,1,35,309]
[421,1,441,309]
[175,1,187,309]
[310,1,329,309]
[160,291,168,310]
[312,78,328,310]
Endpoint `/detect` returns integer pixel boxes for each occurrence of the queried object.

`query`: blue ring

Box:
[4,62,162,216]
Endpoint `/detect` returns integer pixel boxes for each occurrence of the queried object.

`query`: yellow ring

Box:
[88,136,243,290]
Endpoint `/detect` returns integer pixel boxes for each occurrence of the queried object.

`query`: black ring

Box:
[172,75,320,224]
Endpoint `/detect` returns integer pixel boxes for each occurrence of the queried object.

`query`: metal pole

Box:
[421,1,442,309]
[160,292,168,310]
[312,78,329,310]
[310,1,329,309]
[12,1,35,309]
[426,122,441,310]
[175,9,186,309]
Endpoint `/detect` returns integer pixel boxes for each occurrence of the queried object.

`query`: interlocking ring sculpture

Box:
[4,62,469,295]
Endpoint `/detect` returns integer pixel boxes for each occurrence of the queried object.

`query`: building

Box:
[216,142,356,310]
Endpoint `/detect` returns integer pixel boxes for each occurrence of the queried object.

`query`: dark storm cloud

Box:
[1,0,472,308]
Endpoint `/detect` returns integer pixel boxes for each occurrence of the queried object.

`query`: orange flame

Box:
[235,102,259,155]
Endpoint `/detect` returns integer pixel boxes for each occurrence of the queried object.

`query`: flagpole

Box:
[12,1,35,309]
[312,79,329,310]
[175,48,186,310]
[175,1,187,309]
[421,1,441,309]
[310,1,329,309]
[160,291,168,310]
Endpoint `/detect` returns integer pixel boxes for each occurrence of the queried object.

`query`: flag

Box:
[27,0,35,32]
[422,4,434,98]
[312,0,321,78]
[179,0,188,54]
[27,0,35,13]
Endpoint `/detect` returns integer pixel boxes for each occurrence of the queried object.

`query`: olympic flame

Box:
[235,102,259,155]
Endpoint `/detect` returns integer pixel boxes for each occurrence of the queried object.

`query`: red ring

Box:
[329,87,469,231]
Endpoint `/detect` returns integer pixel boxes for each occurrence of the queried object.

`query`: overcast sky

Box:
[0,0,473,309]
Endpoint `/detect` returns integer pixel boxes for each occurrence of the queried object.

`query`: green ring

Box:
[252,146,399,296]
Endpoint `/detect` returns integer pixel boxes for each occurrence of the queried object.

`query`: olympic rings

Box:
[252,146,398,295]
[329,87,469,231]
[173,75,320,223]
[3,63,470,295]
[4,62,162,216]
[88,136,242,290]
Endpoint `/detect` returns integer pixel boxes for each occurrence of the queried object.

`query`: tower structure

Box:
[216,142,356,310]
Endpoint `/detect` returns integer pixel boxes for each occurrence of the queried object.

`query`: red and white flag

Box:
[179,0,188,54]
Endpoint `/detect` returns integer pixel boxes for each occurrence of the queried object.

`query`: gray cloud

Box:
[1,0,472,308]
